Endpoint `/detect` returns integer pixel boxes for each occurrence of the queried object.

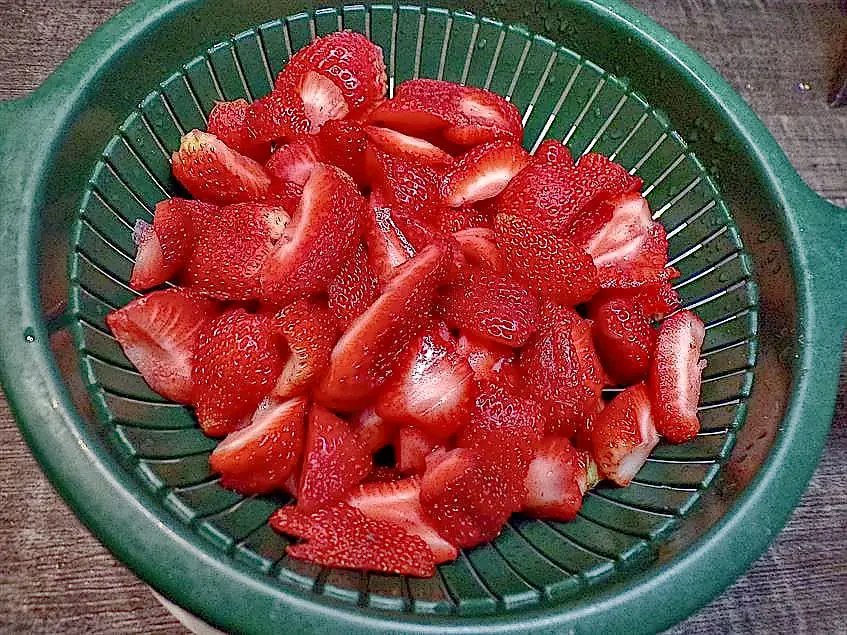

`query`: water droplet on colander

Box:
[795,81,811,93]
[718,271,730,283]
[608,126,624,140]
[23,328,35,343]
[559,21,569,33]
[617,76,631,91]
[545,17,557,31]
[477,38,487,49]
[548,75,557,85]
[712,131,725,144]
[592,106,603,119]
[688,129,700,142]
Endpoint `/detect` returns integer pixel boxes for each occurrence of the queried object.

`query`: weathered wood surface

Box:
[0,0,844,632]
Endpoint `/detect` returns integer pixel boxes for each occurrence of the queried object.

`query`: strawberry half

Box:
[265,135,322,186]
[347,478,458,563]
[262,179,304,212]
[576,152,643,198]
[365,125,454,168]
[396,426,442,475]
[457,333,515,384]
[273,298,339,399]
[452,228,505,273]
[523,436,593,521]
[365,147,441,207]
[648,310,706,444]
[591,383,659,486]
[315,120,369,186]
[171,130,272,204]
[182,202,289,301]
[361,192,416,282]
[244,88,311,143]
[421,204,494,233]
[277,31,387,121]
[261,164,364,305]
[581,193,653,268]
[440,269,540,348]
[591,296,657,385]
[376,325,477,440]
[106,288,218,404]
[209,395,308,494]
[326,244,380,329]
[297,404,372,513]
[494,213,599,305]
[353,408,397,454]
[533,139,574,168]
[589,280,681,323]
[440,140,530,207]
[192,309,285,437]
[316,244,447,411]
[207,99,272,162]
[521,304,606,438]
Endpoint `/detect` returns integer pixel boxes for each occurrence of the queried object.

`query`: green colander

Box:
[0,1,844,633]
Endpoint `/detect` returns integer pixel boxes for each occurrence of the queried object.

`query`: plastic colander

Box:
[0,1,844,633]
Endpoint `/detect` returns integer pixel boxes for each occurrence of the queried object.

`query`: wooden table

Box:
[0,1,844,632]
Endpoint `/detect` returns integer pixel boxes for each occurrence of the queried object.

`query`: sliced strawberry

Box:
[396,427,442,475]
[365,125,453,167]
[591,296,657,385]
[210,395,308,494]
[273,298,339,399]
[440,140,530,207]
[261,164,364,305]
[326,244,380,329]
[353,408,397,453]
[315,120,369,186]
[576,152,643,198]
[421,204,493,233]
[533,139,574,168]
[207,99,272,162]
[457,333,514,384]
[244,88,311,143]
[366,466,404,483]
[131,198,214,291]
[365,147,441,207]
[106,288,218,404]
[391,210,463,282]
[297,404,372,512]
[375,326,476,440]
[521,304,606,438]
[347,478,458,563]
[171,130,272,204]
[370,79,521,146]
[523,436,590,521]
[294,70,350,131]
[591,383,659,485]
[265,136,322,186]
[271,503,435,576]
[262,179,303,212]
[192,309,285,437]
[440,269,540,348]
[361,192,416,283]
[452,227,504,273]
[589,280,681,322]
[494,213,599,305]
[181,202,289,301]
[277,31,387,120]
[648,310,706,444]
[316,244,447,411]
[281,469,300,499]
[582,193,653,267]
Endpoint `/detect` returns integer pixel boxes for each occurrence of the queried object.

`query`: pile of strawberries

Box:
[107,31,706,578]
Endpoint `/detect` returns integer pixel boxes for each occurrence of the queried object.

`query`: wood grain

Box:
[0,0,844,633]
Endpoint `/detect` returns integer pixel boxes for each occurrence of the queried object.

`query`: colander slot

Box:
[114,131,171,198]
[118,425,216,458]
[486,26,531,99]
[141,453,213,489]
[394,6,423,85]
[441,11,477,84]
[507,36,556,117]
[438,552,499,615]
[566,79,630,158]
[580,93,629,156]
[637,459,719,489]
[72,256,137,307]
[90,164,153,222]
[140,93,185,149]
[511,516,614,577]
[322,569,367,605]
[202,496,280,546]
[600,482,699,516]
[466,542,542,609]
[651,432,731,462]
[233,31,275,98]
[406,572,455,614]
[183,56,224,115]
[103,392,196,429]
[256,20,292,78]
[519,48,557,126]
[365,572,410,612]
[160,73,208,131]
[581,492,676,540]
[235,523,290,573]
[495,522,578,601]
[551,516,648,563]
[465,18,509,90]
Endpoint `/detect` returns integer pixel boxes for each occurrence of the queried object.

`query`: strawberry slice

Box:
[106,288,218,404]
[353,408,397,453]
[130,197,206,290]
[315,120,369,186]
[376,326,477,440]
[591,296,657,385]
[264,136,322,186]
[271,503,435,577]
[326,244,380,329]
[297,404,372,512]
[457,333,515,384]
[261,179,304,212]
[273,298,339,399]
[277,31,387,121]
[533,139,574,168]
[261,164,364,305]
[316,244,447,411]
[391,210,463,282]
[440,140,530,207]
[365,125,453,167]
[576,152,643,198]
[171,130,272,204]
[209,395,308,494]
[347,478,458,563]
[182,202,289,301]
[361,192,416,282]
[440,269,540,348]
[365,147,441,207]
[244,88,311,143]
[589,280,681,322]
[207,99,272,162]
[366,466,404,483]
[521,304,606,438]
[369,79,521,146]
[648,310,706,444]
[292,70,350,132]
[494,213,599,305]
[582,193,653,267]
[591,383,660,485]
[421,204,493,233]
[452,228,504,273]
[192,309,285,437]
[523,436,593,521]
[396,426,442,475]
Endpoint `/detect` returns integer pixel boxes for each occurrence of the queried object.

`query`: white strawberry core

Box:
[616,399,660,484]
[586,194,652,266]
[215,398,303,453]
[460,96,505,126]
[299,71,349,132]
